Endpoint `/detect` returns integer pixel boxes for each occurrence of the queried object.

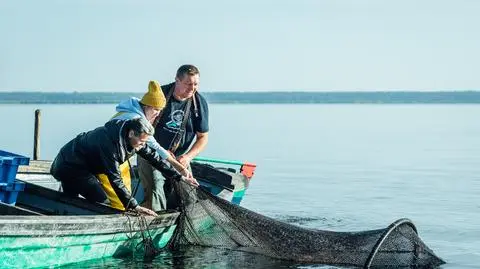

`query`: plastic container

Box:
[0,181,26,205]
[0,150,30,184]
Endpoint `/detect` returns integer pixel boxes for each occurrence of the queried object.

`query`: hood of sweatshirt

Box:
[115,97,144,118]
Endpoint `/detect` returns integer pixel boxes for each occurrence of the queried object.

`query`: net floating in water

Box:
[170,181,445,268]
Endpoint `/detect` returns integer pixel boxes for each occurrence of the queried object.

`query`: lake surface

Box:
[0,104,479,268]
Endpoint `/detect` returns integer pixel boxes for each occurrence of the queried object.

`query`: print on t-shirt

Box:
[166,109,185,130]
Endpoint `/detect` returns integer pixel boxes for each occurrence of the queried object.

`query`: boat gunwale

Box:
[0,211,180,236]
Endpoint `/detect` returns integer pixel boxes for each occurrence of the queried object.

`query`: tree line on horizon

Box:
[0,91,480,104]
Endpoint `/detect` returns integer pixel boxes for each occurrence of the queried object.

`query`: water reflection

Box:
[63,246,338,269]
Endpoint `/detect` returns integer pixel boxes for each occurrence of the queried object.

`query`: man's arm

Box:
[146,135,170,160]
[166,155,193,179]
[137,145,183,180]
[138,144,199,187]
[146,134,193,179]
[177,131,208,167]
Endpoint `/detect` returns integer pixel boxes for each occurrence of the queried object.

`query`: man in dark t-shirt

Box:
[138,64,209,211]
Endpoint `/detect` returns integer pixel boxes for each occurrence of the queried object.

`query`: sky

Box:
[1,0,479,92]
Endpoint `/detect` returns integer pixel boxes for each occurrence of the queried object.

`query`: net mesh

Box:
[170,181,445,268]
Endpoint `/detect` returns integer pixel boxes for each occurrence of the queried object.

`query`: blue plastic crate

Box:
[0,181,26,191]
[0,181,25,205]
[0,150,30,184]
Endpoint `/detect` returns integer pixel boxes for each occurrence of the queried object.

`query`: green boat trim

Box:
[193,156,257,180]
[193,156,246,166]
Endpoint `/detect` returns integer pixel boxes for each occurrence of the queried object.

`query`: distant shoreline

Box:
[1,91,480,104]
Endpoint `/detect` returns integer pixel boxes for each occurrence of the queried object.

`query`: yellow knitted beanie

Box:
[140,80,166,109]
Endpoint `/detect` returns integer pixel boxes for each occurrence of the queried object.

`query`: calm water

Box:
[0,104,479,269]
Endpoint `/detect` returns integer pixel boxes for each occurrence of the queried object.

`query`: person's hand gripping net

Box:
[181,168,199,187]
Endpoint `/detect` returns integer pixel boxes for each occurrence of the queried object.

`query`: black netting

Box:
[169,181,445,268]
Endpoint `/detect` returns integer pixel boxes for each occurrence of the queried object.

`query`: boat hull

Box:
[0,213,178,268]
[4,158,254,268]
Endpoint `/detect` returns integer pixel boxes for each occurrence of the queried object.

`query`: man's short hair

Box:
[125,117,154,137]
[176,64,200,79]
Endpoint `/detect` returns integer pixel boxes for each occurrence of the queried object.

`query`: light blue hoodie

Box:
[113,97,170,160]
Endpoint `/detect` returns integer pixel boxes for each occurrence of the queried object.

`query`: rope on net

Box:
[124,211,158,261]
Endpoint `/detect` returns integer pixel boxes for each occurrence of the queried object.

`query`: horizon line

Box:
[1,90,480,93]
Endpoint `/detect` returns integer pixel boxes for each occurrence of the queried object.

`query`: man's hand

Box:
[180,167,193,179]
[134,205,158,216]
[166,154,193,179]
[177,154,193,167]
[183,175,200,187]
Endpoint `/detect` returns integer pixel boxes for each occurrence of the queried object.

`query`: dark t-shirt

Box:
[154,82,209,156]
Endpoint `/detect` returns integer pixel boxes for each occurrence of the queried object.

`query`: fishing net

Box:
[169,181,445,268]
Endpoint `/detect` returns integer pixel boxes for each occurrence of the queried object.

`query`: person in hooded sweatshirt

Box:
[112,80,198,188]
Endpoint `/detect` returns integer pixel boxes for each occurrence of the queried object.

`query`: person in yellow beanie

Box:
[107,80,198,209]
[138,80,166,122]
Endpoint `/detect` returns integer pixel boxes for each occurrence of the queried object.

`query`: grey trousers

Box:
[137,156,168,211]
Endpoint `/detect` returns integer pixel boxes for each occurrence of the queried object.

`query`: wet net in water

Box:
[169,181,445,268]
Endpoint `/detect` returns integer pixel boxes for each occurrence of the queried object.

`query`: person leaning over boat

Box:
[111,80,198,185]
[50,117,183,216]
[138,64,209,211]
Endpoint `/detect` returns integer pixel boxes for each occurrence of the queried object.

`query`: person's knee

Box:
[83,189,109,204]
[80,176,109,203]
[61,181,77,196]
